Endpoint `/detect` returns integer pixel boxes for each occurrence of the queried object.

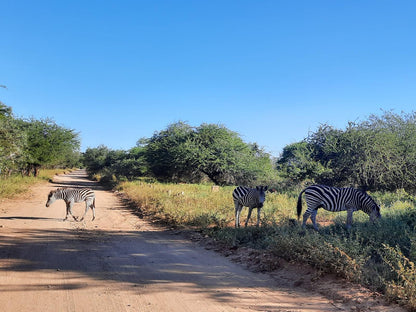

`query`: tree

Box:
[18,118,80,176]
[277,111,416,192]
[0,105,27,176]
[144,121,196,182]
[277,141,329,184]
[0,102,12,119]
[143,122,275,185]
[112,147,148,179]
[83,145,111,176]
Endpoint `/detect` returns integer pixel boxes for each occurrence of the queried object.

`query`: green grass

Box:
[117,181,416,311]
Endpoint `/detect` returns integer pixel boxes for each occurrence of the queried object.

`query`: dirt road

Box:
[0,170,405,311]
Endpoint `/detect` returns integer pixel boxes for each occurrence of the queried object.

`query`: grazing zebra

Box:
[297,184,381,230]
[233,186,268,228]
[46,188,96,221]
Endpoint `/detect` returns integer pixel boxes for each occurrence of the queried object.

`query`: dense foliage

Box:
[85,121,276,186]
[277,111,416,192]
[83,145,147,183]
[0,102,81,176]
[84,111,416,193]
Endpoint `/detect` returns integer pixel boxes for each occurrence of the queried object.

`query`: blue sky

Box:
[1,1,415,156]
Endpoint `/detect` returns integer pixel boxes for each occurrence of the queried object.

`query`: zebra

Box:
[46,188,96,221]
[297,184,381,230]
[233,186,268,228]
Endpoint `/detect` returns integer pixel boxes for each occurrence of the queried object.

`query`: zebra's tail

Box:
[297,188,306,220]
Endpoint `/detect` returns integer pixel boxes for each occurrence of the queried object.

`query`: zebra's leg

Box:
[256,207,261,227]
[245,207,253,227]
[78,200,91,222]
[67,202,78,221]
[235,201,242,228]
[91,204,95,221]
[302,210,310,228]
[310,209,319,231]
[63,202,69,221]
[91,197,96,221]
[346,209,354,230]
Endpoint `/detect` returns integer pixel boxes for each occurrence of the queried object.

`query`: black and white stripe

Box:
[297,185,381,230]
[46,188,96,221]
[233,186,268,228]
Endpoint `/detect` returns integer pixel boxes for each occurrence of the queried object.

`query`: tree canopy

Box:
[276,111,416,192]
[0,102,81,177]
[85,122,275,186]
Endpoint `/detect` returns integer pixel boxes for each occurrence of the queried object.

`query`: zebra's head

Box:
[362,192,381,222]
[256,186,268,208]
[369,203,381,222]
[46,190,57,207]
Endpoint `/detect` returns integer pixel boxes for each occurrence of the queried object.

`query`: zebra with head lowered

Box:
[233,186,268,228]
[297,184,381,230]
[46,188,96,221]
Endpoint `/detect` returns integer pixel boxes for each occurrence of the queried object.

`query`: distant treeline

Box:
[84,111,416,192]
[0,102,80,177]
[83,122,276,186]
[2,95,415,192]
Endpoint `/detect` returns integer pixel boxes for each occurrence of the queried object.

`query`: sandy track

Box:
[0,170,405,311]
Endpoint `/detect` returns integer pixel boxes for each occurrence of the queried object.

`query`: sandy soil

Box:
[0,170,406,312]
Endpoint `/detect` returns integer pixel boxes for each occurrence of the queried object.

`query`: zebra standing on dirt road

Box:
[233,186,268,228]
[46,188,96,221]
[297,184,381,230]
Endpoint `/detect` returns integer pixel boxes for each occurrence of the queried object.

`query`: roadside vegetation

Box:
[0,102,81,179]
[117,181,416,311]
[0,169,73,199]
[0,98,81,198]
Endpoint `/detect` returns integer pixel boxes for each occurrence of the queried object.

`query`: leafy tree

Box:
[0,102,12,119]
[277,141,329,184]
[277,111,416,192]
[144,122,275,185]
[113,148,147,179]
[190,123,250,185]
[18,118,80,176]
[0,105,27,176]
[83,145,148,181]
[83,145,111,176]
[144,122,198,182]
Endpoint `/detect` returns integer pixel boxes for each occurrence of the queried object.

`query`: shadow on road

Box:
[0,227,291,310]
[0,216,58,221]
[49,169,107,190]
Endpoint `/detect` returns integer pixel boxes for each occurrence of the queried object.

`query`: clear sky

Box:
[1,1,415,156]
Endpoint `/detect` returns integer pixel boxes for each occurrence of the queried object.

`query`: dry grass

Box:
[117,180,416,310]
[0,169,74,199]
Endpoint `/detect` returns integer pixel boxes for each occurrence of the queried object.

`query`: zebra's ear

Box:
[264,186,268,191]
